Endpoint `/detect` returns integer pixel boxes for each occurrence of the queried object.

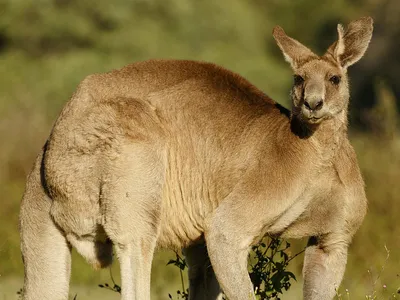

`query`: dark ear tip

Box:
[272,26,285,38]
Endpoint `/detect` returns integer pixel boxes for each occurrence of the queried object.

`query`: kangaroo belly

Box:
[157,204,205,250]
[156,169,210,250]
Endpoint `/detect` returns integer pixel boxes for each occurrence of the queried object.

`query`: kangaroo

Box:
[19,17,373,300]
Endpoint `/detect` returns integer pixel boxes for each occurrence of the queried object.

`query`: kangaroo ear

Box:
[273,26,317,69]
[326,17,374,69]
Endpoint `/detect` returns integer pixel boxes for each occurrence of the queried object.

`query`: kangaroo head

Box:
[273,17,373,125]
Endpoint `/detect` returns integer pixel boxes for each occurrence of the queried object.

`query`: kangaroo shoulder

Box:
[334,140,367,233]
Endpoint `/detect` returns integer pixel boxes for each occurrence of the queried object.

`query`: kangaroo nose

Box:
[304,99,324,111]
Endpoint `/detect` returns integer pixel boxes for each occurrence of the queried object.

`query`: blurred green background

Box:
[0,0,399,299]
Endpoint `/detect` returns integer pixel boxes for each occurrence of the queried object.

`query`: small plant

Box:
[167,237,302,299]
[168,289,189,300]
[98,267,121,294]
[335,246,400,299]
[98,282,121,294]
[365,245,391,299]
[249,238,302,299]
[167,252,189,300]
[16,288,23,300]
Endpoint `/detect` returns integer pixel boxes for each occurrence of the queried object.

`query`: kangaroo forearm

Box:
[303,243,348,300]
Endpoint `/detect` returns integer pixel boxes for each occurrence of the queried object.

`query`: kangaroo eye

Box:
[329,75,341,85]
[293,75,304,86]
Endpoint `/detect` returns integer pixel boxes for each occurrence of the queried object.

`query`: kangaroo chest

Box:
[268,165,345,239]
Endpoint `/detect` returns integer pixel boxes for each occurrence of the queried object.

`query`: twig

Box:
[109,267,116,286]
[287,248,305,264]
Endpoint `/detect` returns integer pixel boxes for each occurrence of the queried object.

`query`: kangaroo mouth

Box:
[307,116,323,124]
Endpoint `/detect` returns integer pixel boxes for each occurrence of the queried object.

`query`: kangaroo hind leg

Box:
[184,243,223,300]
[20,152,71,300]
[102,144,164,300]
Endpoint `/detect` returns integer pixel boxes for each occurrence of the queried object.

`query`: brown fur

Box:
[20,17,373,300]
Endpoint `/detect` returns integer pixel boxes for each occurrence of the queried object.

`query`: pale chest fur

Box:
[278,166,346,239]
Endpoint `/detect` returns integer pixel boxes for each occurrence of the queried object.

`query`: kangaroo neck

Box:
[289,110,348,163]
